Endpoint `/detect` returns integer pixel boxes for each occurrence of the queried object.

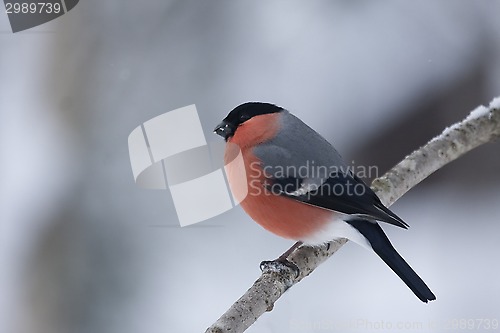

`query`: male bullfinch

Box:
[214,102,435,303]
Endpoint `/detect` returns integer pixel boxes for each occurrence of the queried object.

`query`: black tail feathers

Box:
[347,219,436,303]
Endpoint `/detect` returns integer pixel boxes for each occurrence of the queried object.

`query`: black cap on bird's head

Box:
[214,102,284,141]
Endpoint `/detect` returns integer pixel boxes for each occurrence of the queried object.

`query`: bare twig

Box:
[205,97,500,333]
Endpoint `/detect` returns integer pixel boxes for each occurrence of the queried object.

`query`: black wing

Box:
[271,172,409,229]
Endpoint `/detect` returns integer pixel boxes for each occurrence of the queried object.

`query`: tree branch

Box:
[205,97,500,333]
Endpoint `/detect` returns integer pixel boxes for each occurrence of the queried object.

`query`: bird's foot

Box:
[260,257,300,279]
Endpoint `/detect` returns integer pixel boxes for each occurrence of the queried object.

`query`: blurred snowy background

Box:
[1,1,500,333]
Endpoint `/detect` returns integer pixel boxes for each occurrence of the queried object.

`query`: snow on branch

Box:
[205,97,500,333]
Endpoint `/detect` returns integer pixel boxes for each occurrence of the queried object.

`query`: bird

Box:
[214,102,436,303]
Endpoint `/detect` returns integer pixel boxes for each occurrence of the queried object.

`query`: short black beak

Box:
[214,120,235,140]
